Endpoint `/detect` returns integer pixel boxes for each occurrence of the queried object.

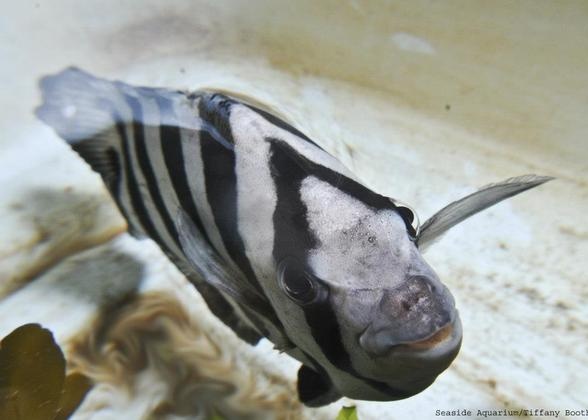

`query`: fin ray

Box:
[174,207,275,318]
[417,174,554,249]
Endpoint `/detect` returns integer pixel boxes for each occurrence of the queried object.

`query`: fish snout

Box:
[359,275,458,358]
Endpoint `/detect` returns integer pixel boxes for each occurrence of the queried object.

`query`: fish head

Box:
[274,177,462,401]
[268,137,550,404]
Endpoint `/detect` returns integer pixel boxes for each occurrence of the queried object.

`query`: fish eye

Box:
[284,272,315,302]
[390,199,420,238]
[277,258,325,305]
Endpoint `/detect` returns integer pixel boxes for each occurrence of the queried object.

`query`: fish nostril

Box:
[360,276,455,357]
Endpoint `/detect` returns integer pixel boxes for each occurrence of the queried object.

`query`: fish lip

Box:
[389,314,463,359]
[363,312,462,360]
[371,317,463,393]
[398,323,454,351]
[348,317,463,400]
[358,307,461,358]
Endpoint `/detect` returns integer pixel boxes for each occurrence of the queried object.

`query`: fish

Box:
[35,67,552,407]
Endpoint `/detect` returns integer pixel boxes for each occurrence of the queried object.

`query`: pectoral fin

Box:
[175,208,271,314]
[417,175,553,250]
[297,364,341,407]
[175,208,300,351]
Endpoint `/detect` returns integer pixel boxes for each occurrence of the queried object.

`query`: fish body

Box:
[36,68,551,406]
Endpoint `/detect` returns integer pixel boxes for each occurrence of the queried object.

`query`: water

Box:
[1,1,587,419]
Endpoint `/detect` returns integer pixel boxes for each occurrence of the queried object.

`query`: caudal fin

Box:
[36,67,123,143]
[35,67,125,190]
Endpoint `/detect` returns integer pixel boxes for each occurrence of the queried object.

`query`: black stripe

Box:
[100,145,134,226]
[199,127,262,291]
[197,97,290,338]
[124,94,181,249]
[198,90,323,150]
[116,92,259,344]
[106,94,260,347]
[154,95,213,247]
[100,98,165,244]
[269,139,342,362]
[69,139,121,197]
[198,93,236,145]
[197,97,267,297]
[198,92,324,151]
[267,138,416,236]
[245,103,324,150]
[269,139,412,400]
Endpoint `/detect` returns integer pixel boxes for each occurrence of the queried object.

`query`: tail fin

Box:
[35,67,123,190]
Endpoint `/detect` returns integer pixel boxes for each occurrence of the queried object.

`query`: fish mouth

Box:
[398,322,455,351]
[339,318,463,401]
[358,309,462,359]
[390,315,462,360]
[332,316,463,402]
[374,317,462,396]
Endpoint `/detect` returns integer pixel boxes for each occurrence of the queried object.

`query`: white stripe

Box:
[177,100,236,268]
[106,90,145,237]
[229,104,304,349]
[123,92,183,256]
[239,104,358,181]
[230,105,277,285]
[301,176,410,290]
[140,94,188,260]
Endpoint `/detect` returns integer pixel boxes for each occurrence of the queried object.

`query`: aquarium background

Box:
[1,1,587,419]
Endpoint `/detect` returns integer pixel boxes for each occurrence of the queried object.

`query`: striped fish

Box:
[36,68,552,407]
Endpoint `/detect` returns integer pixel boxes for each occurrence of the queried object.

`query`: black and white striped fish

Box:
[36,68,552,407]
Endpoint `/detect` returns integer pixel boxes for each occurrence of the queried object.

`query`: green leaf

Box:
[208,409,227,420]
[0,324,92,420]
[336,405,358,420]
